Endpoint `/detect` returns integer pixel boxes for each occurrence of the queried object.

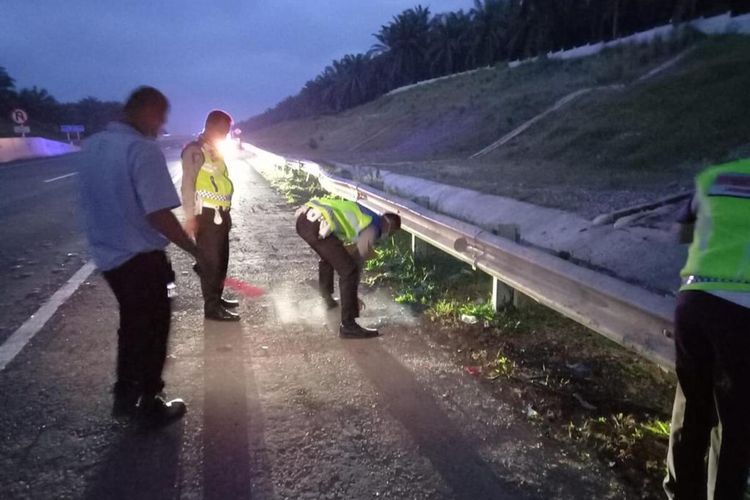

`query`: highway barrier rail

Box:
[243,144,677,371]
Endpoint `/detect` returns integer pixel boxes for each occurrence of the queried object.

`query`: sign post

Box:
[60,124,85,143]
[10,109,29,138]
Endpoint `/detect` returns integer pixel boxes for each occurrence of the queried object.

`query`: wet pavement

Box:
[0,151,630,499]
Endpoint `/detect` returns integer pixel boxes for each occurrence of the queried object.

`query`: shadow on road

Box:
[202,320,275,500]
[345,340,534,500]
[83,423,183,500]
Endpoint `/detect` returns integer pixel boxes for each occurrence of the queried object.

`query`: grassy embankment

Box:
[487,35,750,188]
[247,29,702,162]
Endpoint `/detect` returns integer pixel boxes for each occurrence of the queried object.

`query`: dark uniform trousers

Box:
[296,212,360,325]
[665,290,750,500]
[197,207,231,311]
[102,250,171,397]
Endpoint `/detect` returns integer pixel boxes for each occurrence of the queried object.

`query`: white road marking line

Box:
[0,261,96,371]
[44,172,78,183]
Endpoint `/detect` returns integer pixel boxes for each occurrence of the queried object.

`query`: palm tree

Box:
[428,11,473,76]
[468,0,510,66]
[371,5,433,87]
[17,86,60,123]
[331,54,375,110]
[506,0,567,58]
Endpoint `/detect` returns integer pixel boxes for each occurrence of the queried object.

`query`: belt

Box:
[202,204,230,212]
[682,275,750,286]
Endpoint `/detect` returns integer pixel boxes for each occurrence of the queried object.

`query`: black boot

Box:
[322,294,339,310]
[205,305,240,322]
[137,394,186,427]
[339,322,379,339]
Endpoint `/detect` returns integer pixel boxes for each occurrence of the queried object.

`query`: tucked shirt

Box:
[78,122,180,271]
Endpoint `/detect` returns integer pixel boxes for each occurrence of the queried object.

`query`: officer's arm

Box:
[147,209,199,259]
[677,223,694,244]
[673,194,697,244]
[355,226,378,263]
[181,145,203,220]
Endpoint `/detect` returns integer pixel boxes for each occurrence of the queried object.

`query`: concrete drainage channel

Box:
[243,143,676,371]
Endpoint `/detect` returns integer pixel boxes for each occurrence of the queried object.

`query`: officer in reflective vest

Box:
[181,110,239,321]
[664,158,750,500]
[296,197,401,338]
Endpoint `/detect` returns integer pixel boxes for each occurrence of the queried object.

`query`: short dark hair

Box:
[123,86,169,114]
[383,213,401,232]
[205,109,233,128]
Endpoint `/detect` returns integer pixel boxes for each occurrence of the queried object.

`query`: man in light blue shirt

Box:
[79,86,199,426]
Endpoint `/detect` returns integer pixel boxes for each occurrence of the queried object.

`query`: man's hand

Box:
[184,217,199,238]
[358,299,366,313]
[147,209,199,259]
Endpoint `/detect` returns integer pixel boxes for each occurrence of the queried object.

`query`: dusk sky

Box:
[2,1,472,134]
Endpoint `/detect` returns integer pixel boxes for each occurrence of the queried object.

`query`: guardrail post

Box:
[492,277,514,310]
[489,224,534,310]
[411,233,429,260]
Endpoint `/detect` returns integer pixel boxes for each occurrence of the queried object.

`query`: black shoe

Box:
[192,262,201,275]
[220,297,239,309]
[322,294,339,310]
[339,322,379,339]
[112,381,141,418]
[205,306,241,322]
[138,394,186,427]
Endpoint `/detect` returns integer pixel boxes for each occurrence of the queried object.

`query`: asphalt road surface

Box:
[0,149,629,499]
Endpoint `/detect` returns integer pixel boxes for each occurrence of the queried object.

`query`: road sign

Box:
[13,126,30,137]
[60,125,85,133]
[11,109,28,125]
[60,124,85,143]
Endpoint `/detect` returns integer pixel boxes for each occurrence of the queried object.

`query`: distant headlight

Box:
[217,138,238,159]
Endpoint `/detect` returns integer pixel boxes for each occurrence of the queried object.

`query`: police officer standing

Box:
[664,158,750,499]
[296,196,401,338]
[181,110,239,321]
[79,86,196,425]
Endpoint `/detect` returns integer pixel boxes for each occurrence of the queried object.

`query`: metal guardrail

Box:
[248,147,676,370]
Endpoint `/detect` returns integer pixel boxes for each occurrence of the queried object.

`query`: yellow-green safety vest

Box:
[681,158,750,292]
[306,197,373,244]
[196,142,233,209]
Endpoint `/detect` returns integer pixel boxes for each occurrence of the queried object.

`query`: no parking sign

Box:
[10,108,28,125]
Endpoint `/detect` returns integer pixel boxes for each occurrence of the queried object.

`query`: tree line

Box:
[0,66,120,137]
[241,0,748,131]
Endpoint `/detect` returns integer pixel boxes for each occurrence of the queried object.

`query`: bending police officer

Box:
[296,197,401,338]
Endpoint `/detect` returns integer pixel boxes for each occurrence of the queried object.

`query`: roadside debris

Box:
[460,314,478,325]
